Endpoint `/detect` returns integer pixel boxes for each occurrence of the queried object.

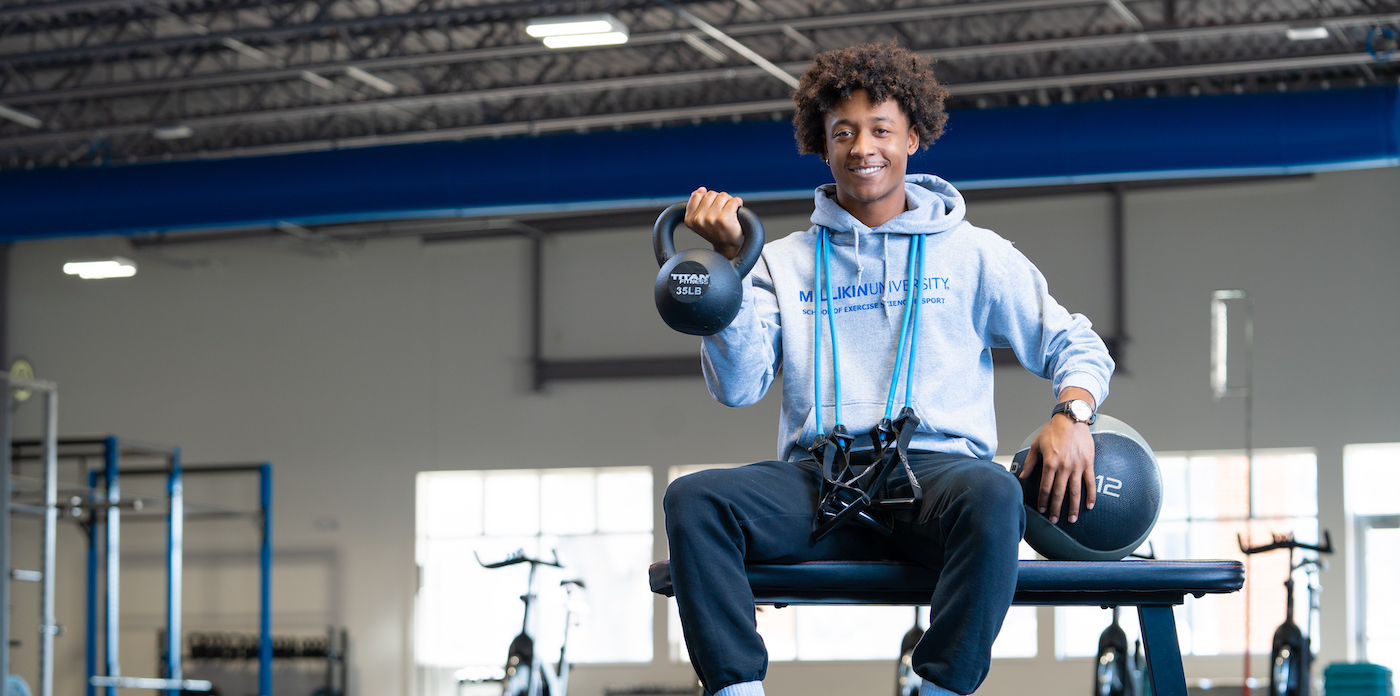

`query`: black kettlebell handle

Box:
[652,202,765,278]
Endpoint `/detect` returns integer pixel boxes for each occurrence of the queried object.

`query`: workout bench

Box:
[649,558,1244,696]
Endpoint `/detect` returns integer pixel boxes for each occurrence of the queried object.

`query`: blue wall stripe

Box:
[1,86,1395,242]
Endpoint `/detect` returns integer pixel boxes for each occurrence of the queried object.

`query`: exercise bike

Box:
[1094,607,1151,696]
[1094,543,1157,696]
[1239,531,1333,696]
[466,550,585,696]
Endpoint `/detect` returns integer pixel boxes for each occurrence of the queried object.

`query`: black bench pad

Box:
[650,558,1243,696]
[649,559,1244,607]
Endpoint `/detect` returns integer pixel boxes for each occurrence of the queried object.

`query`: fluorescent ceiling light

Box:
[526,14,628,48]
[63,258,137,280]
[528,19,615,37]
[542,32,630,48]
[345,66,398,94]
[0,103,43,129]
[526,14,625,37]
[1286,26,1329,41]
[152,124,193,140]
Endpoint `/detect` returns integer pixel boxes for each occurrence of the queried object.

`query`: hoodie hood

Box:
[811,173,967,238]
[809,173,969,300]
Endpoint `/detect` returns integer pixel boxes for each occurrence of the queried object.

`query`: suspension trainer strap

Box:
[810,228,854,537]
[811,231,929,542]
[871,234,927,510]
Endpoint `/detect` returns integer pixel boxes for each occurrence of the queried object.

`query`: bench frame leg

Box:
[1138,604,1188,696]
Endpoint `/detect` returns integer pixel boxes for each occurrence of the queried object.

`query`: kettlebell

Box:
[652,202,765,336]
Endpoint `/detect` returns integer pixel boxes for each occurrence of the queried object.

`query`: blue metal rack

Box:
[75,439,274,696]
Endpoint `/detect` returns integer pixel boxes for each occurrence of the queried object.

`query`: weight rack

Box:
[6,433,275,696]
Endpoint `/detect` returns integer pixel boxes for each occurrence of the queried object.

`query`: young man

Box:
[664,42,1114,696]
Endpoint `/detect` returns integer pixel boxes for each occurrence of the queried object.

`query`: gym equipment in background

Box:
[1239,531,1334,696]
[470,550,585,696]
[1322,662,1393,696]
[1093,547,1157,696]
[652,202,765,335]
[0,370,58,696]
[1010,415,1163,561]
[6,434,276,696]
[1096,607,1135,696]
[188,627,346,696]
[895,608,923,696]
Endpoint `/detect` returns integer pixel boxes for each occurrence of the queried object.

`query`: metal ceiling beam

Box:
[4,9,1394,146]
[0,0,702,64]
[668,1,799,88]
[119,99,798,162]
[949,51,1399,94]
[3,44,1392,150]
[0,0,1119,66]
[1,2,624,63]
[8,6,1396,108]
[925,11,1400,60]
[0,0,213,22]
[1,67,760,147]
[11,46,1392,161]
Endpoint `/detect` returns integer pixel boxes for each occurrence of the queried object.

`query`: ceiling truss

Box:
[0,0,1396,169]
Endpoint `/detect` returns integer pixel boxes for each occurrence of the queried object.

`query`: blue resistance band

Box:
[904,233,925,410]
[884,232,923,419]
[822,230,843,428]
[813,231,824,436]
[813,229,926,436]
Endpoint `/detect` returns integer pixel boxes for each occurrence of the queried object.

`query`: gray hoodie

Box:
[700,174,1115,462]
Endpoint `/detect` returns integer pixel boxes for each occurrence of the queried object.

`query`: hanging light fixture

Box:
[526,14,629,48]
[1285,26,1329,41]
[63,257,138,279]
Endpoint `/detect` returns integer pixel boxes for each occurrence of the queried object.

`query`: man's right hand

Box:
[685,187,744,261]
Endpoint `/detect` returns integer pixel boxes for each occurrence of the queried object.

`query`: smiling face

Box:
[823,89,920,228]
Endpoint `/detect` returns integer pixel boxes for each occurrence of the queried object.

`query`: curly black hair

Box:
[792,41,949,158]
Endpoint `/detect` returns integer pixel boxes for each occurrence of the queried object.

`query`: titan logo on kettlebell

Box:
[653,202,765,335]
[667,261,711,303]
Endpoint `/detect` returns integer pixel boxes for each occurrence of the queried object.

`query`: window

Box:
[1056,449,1318,658]
[666,464,1038,663]
[1345,443,1400,676]
[415,468,653,671]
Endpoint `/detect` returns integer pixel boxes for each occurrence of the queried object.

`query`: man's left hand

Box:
[1019,389,1097,524]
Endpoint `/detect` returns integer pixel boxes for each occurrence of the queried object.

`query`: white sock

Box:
[919,679,960,696]
[713,681,764,696]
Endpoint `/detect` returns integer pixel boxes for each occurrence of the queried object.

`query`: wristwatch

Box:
[1051,399,1097,425]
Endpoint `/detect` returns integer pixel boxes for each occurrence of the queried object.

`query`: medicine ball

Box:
[1009,415,1162,561]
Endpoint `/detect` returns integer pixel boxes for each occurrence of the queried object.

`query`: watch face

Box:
[1069,400,1093,422]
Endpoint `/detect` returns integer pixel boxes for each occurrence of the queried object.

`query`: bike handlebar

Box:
[475,549,564,569]
[1238,529,1333,556]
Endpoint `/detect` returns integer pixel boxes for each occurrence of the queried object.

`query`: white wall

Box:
[8,165,1399,696]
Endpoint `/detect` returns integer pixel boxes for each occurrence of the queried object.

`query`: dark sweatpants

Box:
[663,453,1026,696]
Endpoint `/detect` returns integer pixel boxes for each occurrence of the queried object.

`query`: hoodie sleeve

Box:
[699,253,783,407]
[981,240,1115,407]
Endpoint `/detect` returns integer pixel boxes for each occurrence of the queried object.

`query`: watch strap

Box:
[1051,399,1097,424]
